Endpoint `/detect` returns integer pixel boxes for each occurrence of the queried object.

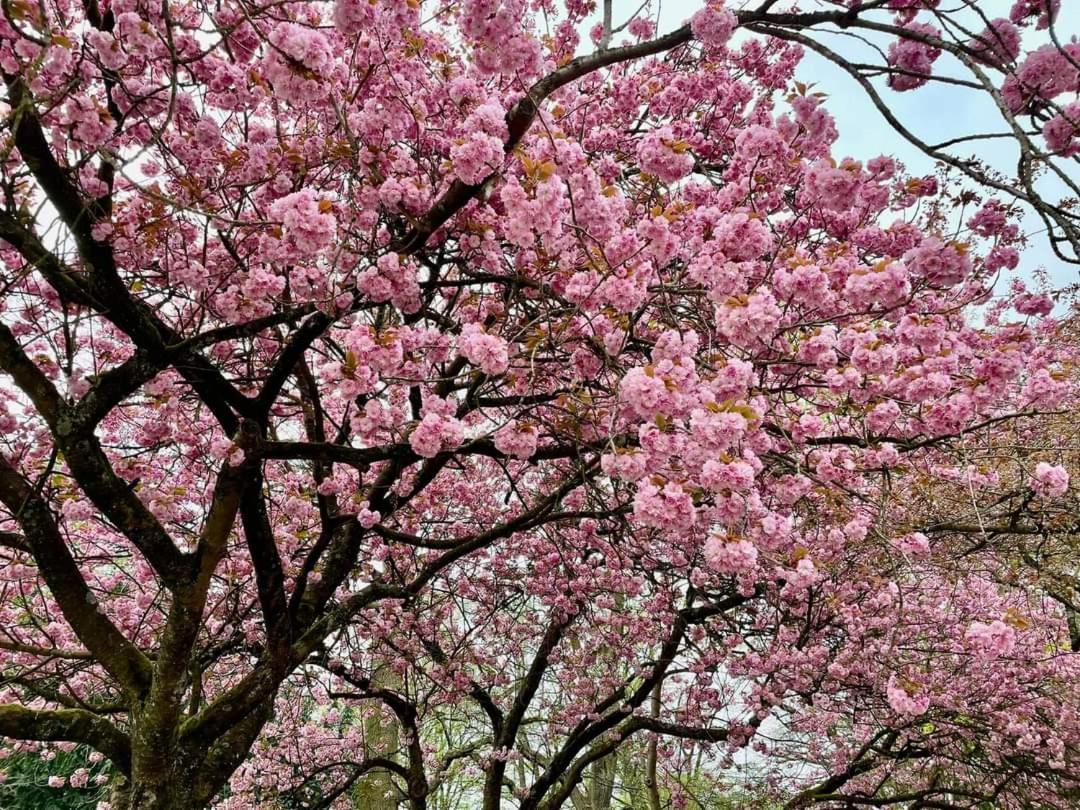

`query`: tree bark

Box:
[353,665,404,809]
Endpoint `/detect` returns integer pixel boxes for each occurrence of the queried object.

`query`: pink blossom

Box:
[357,254,421,313]
[892,532,930,556]
[1043,101,1080,156]
[633,481,696,533]
[493,422,537,460]
[970,18,1022,65]
[620,366,674,419]
[703,534,758,575]
[716,289,781,348]
[867,400,902,434]
[691,2,737,50]
[689,409,748,451]
[886,674,931,715]
[601,450,649,482]
[263,23,334,105]
[1001,44,1080,113]
[1010,0,1060,29]
[700,459,755,493]
[1014,292,1054,317]
[887,22,942,91]
[637,126,694,183]
[1031,462,1069,498]
[459,323,510,376]
[712,212,775,262]
[903,237,972,287]
[967,200,1010,236]
[268,190,336,257]
[965,619,1017,658]
[87,30,127,70]
[1023,369,1070,408]
[627,17,655,40]
[409,414,464,458]
[451,131,506,185]
[804,159,858,211]
[69,769,89,789]
[843,260,911,309]
[333,0,376,33]
[356,501,380,528]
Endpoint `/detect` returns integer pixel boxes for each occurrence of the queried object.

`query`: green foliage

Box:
[0,748,108,810]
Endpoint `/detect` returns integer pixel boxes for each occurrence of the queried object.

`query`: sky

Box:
[611,0,1079,292]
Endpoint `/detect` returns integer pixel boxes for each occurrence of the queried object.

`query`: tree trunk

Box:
[645,683,662,810]
[586,756,616,810]
[104,700,273,810]
[109,772,207,810]
[109,774,132,810]
[353,665,404,809]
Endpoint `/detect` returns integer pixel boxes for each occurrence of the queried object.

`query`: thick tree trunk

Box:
[354,665,404,809]
[105,701,273,810]
[586,756,617,810]
[109,775,132,810]
[109,773,208,810]
[107,761,211,810]
[127,785,202,810]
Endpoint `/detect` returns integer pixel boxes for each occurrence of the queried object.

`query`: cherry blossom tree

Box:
[0,0,1077,808]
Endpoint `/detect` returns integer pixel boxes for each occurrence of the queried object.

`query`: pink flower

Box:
[712,212,775,262]
[965,619,1017,658]
[333,0,376,33]
[409,414,464,458]
[601,450,648,482]
[1010,0,1060,29]
[886,674,930,715]
[1014,292,1054,317]
[867,400,902,434]
[691,2,737,50]
[620,366,674,419]
[1023,369,1070,409]
[903,237,972,287]
[1001,44,1079,113]
[887,22,942,91]
[627,17,655,39]
[689,409,748,451]
[1043,101,1080,156]
[787,557,819,590]
[1031,462,1069,498]
[633,481,696,533]
[716,289,781,348]
[703,534,758,575]
[87,30,127,70]
[356,501,380,528]
[892,532,930,556]
[967,200,1010,237]
[459,323,510,376]
[451,132,505,185]
[804,159,859,212]
[970,18,1022,65]
[493,422,537,460]
[268,190,336,257]
[700,459,755,493]
[67,373,92,398]
[48,776,66,788]
[637,126,694,183]
[357,253,422,313]
[263,23,334,105]
[843,260,911,309]
[69,769,89,789]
